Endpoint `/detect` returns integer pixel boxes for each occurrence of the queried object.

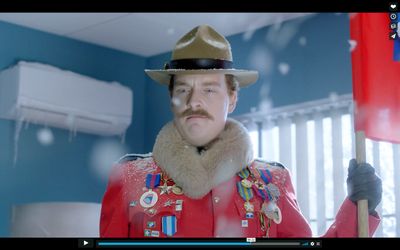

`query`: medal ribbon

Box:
[258,168,273,184]
[236,181,253,201]
[238,168,250,179]
[252,185,272,201]
[145,173,161,189]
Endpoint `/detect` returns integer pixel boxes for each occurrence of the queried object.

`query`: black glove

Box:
[346,159,382,214]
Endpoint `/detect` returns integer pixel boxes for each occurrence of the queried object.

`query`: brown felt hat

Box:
[145,25,258,87]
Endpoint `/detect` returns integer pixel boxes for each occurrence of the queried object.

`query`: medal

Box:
[140,173,161,208]
[158,173,173,195]
[238,168,253,188]
[261,201,282,224]
[237,181,254,200]
[241,179,253,188]
[140,190,159,208]
[237,181,254,213]
[171,185,183,195]
[159,181,172,195]
[162,215,177,237]
[244,201,254,212]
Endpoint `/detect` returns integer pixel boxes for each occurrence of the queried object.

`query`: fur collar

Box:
[153,118,253,199]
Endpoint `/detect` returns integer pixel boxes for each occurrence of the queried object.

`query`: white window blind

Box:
[235,93,399,237]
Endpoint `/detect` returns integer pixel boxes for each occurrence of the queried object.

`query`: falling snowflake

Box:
[329,92,339,103]
[171,97,182,107]
[278,63,290,75]
[167,28,175,35]
[89,139,129,181]
[299,36,307,46]
[37,127,54,146]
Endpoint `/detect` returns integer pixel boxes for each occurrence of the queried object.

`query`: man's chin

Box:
[187,139,210,147]
[184,132,212,147]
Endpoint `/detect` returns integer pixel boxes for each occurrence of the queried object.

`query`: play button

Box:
[79,239,93,248]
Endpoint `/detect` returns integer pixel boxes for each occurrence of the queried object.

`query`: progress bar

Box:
[96,240,319,247]
[98,242,251,246]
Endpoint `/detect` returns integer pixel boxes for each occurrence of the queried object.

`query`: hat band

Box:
[164,59,233,70]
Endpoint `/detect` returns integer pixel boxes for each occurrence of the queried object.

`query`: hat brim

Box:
[145,69,258,88]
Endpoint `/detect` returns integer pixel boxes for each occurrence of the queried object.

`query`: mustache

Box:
[178,108,214,120]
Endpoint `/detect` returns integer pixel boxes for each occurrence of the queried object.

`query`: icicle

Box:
[13,116,24,167]
[69,126,78,142]
[24,119,30,130]
[73,126,77,138]
[120,132,126,144]
[66,114,76,142]
[68,129,73,142]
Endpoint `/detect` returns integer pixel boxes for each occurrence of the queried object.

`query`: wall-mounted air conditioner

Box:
[0,61,133,136]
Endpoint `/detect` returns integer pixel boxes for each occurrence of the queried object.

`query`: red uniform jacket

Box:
[100,156,380,238]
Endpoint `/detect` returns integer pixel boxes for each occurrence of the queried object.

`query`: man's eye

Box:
[205,88,215,93]
[176,88,188,94]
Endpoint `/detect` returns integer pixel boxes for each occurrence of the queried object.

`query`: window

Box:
[236,94,399,237]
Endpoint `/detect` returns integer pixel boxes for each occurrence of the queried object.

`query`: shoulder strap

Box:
[117,153,153,164]
[254,159,286,169]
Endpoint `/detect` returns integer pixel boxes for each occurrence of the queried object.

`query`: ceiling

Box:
[0,13,312,57]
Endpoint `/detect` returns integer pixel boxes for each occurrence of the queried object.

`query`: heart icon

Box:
[391,4,397,9]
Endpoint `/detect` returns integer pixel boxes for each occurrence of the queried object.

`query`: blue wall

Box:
[144,13,353,152]
[0,13,353,236]
[0,21,146,236]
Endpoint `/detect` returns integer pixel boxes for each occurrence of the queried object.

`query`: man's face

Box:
[171,74,237,147]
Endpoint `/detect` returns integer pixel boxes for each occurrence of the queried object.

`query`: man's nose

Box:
[186,89,203,109]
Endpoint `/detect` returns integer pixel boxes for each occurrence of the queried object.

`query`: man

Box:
[100,25,382,237]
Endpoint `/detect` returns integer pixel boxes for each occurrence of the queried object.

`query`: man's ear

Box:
[228,91,238,113]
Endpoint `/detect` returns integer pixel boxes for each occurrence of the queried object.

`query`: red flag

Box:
[350,13,400,143]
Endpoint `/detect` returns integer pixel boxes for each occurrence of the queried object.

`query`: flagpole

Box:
[355,130,369,237]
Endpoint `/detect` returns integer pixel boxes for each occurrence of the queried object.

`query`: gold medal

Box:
[171,185,183,195]
[244,201,254,212]
[241,179,253,188]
